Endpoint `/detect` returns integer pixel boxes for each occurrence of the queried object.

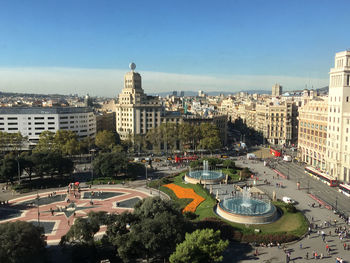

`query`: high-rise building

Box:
[325,51,350,182]
[180,91,185,97]
[272,84,283,97]
[115,63,162,140]
[172,91,177,96]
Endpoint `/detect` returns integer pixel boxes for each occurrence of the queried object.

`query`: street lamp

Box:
[90,149,96,183]
[36,193,40,226]
[17,154,21,185]
[335,195,338,211]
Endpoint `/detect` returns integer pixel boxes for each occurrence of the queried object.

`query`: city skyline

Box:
[0,0,349,96]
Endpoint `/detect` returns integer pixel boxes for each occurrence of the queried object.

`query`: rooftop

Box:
[0,107,93,115]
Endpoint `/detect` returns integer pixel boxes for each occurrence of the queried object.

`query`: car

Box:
[282,196,295,204]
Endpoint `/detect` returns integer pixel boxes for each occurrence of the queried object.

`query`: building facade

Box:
[272,84,283,97]
[297,98,328,169]
[0,107,96,143]
[115,64,163,140]
[325,50,350,182]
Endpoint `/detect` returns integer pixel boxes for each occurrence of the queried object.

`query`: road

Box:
[273,161,350,218]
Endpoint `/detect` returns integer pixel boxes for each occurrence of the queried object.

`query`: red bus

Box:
[305,166,338,187]
[270,148,281,157]
[339,183,350,197]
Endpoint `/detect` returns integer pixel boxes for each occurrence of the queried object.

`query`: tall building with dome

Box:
[115,63,163,140]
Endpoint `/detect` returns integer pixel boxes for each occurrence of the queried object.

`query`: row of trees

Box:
[133,122,222,154]
[60,197,229,263]
[0,151,74,184]
[0,198,229,262]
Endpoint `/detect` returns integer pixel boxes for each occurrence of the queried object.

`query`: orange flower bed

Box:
[164,183,205,213]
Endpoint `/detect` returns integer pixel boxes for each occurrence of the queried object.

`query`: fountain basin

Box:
[185,170,225,185]
[185,160,225,185]
[216,197,278,224]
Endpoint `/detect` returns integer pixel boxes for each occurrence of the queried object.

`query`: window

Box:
[48,117,55,120]
[8,128,18,130]
[7,117,17,120]
[347,96,349,102]
[35,127,45,130]
[35,122,44,125]
[34,117,44,120]
[8,122,17,125]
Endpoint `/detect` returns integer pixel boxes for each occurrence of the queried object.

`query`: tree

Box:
[93,151,127,177]
[198,123,222,154]
[60,217,99,245]
[95,130,120,151]
[222,159,235,169]
[0,221,46,263]
[34,130,81,156]
[169,229,229,263]
[0,153,19,183]
[104,197,187,262]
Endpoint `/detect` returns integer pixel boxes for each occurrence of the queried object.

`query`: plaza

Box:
[0,185,153,244]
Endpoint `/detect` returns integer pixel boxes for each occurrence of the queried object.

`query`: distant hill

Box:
[316,86,329,94]
[151,89,271,97]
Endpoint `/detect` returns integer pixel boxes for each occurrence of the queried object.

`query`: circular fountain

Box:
[185,160,225,185]
[216,187,278,224]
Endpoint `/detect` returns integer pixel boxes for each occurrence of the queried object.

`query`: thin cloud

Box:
[0,67,328,97]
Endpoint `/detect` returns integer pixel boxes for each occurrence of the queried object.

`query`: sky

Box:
[0,0,349,97]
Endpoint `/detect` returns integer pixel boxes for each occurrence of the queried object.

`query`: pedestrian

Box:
[305,252,308,259]
[343,243,347,250]
[300,243,303,249]
[67,220,70,226]
[320,253,323,259]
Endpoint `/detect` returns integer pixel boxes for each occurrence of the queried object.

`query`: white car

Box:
[282,196,295,204]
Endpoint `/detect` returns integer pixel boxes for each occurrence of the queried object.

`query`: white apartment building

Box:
[326,50,350,182]
[115,63,163,140]
[0,107,96,143]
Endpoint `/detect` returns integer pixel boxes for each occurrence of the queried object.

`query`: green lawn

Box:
[153,173,308,238]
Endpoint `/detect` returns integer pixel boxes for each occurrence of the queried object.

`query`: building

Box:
[115,63,163,140]
[272,84,283,97]
[256,101,298,145]
[0,107,96,144]
[325,50,350,182]
[298,98,328,169]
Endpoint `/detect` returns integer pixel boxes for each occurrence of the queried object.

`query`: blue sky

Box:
[0,0,349,96]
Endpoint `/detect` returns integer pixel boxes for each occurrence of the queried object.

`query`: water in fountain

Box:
[203,160,209,176]
[241,187,251,207]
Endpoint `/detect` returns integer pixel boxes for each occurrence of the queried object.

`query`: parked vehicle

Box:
[282,196,295,204]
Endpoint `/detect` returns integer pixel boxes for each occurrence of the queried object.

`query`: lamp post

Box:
[36,193,40,226]
[90,149,96,183]
[17,154,21,185]
[335,195,338,211]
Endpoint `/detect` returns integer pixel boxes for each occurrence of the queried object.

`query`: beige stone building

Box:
[325,51,350,182]
[272,84,282,97]
[255,101,298,145]
[297,98,328,169]
[115,63,163,140]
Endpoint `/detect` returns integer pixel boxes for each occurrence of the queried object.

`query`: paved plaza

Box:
[216,158,350,263]
[0,185,153,244]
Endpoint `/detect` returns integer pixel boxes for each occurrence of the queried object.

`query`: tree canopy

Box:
[0,221,46,263]
[95,130,120,151]
[169,229,229,263]
[103,197,186,262]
